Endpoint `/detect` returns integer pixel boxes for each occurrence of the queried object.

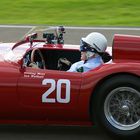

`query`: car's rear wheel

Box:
[92,75,140,138]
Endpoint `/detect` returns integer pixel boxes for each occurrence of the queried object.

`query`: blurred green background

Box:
[0,0,139,26]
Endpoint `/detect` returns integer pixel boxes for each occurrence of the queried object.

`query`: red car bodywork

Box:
[0,33,140,129]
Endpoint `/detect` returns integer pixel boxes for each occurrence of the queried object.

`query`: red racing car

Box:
[0,26,140,138]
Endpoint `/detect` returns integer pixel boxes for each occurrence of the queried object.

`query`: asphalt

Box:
[1,25,140,46]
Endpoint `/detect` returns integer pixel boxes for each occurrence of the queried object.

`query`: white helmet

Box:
[82,32,107,53]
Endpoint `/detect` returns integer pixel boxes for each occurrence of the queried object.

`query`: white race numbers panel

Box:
[42,79,71,103]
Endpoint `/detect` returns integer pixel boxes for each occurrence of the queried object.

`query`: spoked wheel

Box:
[104,87,140,131]
[92,75,140,137]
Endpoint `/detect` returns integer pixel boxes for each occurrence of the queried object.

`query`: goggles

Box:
[80,40,96,52]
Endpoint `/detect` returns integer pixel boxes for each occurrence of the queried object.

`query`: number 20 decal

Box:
[42,79,71,103]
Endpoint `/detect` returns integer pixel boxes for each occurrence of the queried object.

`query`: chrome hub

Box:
[121,105,130,117]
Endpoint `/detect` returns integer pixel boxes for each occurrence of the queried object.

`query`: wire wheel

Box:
[104,87,140,131]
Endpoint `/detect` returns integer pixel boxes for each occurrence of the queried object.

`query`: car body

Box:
[0,27,140,137]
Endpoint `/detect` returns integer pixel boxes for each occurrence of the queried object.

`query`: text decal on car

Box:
[42,79,71,103]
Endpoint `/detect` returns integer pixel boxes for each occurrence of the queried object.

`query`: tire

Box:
[92,75,140,138]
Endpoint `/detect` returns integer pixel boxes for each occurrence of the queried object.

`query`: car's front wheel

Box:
[92,75,140,138]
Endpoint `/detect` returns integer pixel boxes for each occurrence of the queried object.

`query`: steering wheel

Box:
[30,48,46,69]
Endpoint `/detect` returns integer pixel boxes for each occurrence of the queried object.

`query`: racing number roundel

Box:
[42,79,71,103]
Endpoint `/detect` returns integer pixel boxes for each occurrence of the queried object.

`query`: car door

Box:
[17,67,82,120]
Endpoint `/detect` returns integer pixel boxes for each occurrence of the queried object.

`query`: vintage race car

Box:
[0,26,140,138]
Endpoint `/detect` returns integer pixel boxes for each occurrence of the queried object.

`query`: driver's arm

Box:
[29,62,39,68]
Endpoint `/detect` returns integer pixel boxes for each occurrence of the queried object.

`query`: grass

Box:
[0,0,140,26]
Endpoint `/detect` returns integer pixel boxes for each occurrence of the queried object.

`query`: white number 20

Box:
[42,79,71,103]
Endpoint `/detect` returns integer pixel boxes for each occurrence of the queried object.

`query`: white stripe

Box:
[0,25,140,31]
[49,26,140,31]
[0,25,35,28]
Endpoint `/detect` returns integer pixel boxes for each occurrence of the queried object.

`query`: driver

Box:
[67,32,107,72]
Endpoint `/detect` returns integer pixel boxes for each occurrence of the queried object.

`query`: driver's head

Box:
[80,32,107,61]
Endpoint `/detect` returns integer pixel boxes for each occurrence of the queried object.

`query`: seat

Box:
[101,52,112,63]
